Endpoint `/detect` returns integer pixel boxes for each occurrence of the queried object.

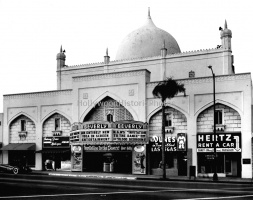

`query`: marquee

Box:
[70,121,148,144]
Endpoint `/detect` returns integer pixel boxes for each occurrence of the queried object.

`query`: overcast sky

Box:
[0,0,252,112]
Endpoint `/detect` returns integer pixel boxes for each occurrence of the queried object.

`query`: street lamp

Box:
[208,65,218,181]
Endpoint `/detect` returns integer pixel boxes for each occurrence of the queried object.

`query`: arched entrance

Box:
[196,103,242,177]
[148,107,188,176]
[71,97,148,174]
[41,113,71,171]
[7,114,36,168]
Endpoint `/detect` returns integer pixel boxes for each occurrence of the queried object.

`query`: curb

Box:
[31,171,253,184]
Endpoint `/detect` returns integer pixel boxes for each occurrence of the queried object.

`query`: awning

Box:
[36,149,70,154]
[0,143,35,151]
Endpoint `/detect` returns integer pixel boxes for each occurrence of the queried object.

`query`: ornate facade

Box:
[1,10,252,178]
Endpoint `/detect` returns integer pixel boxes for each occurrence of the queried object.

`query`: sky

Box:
[0,0,252,112]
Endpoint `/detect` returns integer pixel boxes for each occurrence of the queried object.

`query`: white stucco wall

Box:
[9,115,36,143]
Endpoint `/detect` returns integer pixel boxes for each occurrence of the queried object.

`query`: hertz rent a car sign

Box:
[197,133,241,152]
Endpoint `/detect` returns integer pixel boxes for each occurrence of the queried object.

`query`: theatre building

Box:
[1,10,252,178]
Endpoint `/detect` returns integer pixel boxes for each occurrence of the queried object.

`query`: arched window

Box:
[107,114,113,122]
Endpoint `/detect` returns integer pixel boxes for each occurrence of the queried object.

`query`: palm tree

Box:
[152,78,186,179]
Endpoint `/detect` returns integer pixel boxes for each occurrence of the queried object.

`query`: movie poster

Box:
[132,145,146,174]
[71,145,83,171]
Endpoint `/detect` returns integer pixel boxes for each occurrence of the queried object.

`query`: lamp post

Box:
[208,65,218,181]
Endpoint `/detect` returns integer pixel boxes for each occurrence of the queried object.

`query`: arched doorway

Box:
[196,103,242,177]
[148,107,188,176]
[41,113,71,171]
[8,114,36,167]
[80,97,137,173]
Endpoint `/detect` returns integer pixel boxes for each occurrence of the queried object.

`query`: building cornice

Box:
[4,89,72,100]
[62,48,226,70]
[73,69,151,82]
[147,73,251,87]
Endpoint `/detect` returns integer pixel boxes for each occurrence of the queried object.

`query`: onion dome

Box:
[221,20,232,38]
[56,45,66,60]
[115,9,181,60]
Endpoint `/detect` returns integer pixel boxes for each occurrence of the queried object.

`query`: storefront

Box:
[148,133,187,176]
[38,136,70,170]
[197,132,242,177]
[70,121,148,174]
[0,143,36,167]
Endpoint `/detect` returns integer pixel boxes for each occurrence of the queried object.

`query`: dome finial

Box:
[60,45,63,53]
[163,40,166,49]
[106,47,108,56]
[224,20,227,29]
[148,7,151,19]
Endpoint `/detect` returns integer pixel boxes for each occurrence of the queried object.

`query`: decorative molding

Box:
[83,93,88,99]
[189,70,195,78]
[73,70,150,82]
[147,73,251,87]
[64,48,225,70]
[129,89,134,96]
[52,131,62,136]
[213,124,226,132]
[41,107,72,124]
[4,90,72,100]
[18,131,27,140]
[165,127,174,134]
[105,109,114,115]
[8,109,38,124]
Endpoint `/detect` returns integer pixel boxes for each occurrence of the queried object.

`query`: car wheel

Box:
[13,168,19,174]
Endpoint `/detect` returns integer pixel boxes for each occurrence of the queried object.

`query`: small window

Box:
[0,121,1,126]
[165,112,173,127]
[215,109,223,125]
[21,120,26,131]
[55,118,61,131]
[107,114,113,122]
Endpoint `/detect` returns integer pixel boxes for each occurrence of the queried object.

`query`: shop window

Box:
[55,118,61,131]
[165,112,173,127]
[20,120,26,131]
[107,114,113,122]
[150,151,175,169]
[215,109,223,125]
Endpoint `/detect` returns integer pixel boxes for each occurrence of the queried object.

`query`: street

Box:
[1,173,253,199]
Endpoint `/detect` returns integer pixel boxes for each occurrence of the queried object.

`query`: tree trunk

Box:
[162,101,166,179]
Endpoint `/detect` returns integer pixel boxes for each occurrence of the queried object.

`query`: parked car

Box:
[0,164,32,174]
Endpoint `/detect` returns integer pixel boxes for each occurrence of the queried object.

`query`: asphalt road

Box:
[1,173,253,199]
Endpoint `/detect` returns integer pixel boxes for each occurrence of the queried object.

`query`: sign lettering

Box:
[197,133,241,152]
[84,144,133,152]
[43,137,70,148]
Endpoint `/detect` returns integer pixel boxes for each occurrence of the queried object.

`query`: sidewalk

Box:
[31,170,253,184]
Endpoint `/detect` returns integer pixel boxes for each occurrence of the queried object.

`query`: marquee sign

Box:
[197,133,241,152]
[71,122,110,131]
[43,137,70,148]
[84,144,133,152]
[70,121,148,144]
[81,131,111,142]
[115,123,146,129]
[112,130,147,142]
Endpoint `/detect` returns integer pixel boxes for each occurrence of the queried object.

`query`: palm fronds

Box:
[152,78,185,102]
